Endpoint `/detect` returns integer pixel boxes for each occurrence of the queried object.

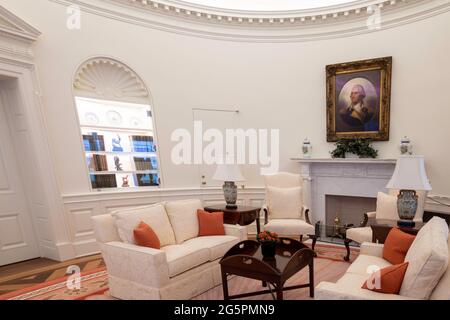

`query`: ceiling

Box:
[173,0,359,11]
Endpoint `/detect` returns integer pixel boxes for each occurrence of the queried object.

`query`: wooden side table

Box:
[370,218,425,243]
[203,205,262,234]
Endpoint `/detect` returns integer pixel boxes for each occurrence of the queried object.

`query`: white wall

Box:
[1,0,449,257]
[3,0,450,194]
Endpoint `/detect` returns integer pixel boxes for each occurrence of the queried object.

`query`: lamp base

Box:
[223,181,238,210]
[397,220,416,228]
[397,189,418,221]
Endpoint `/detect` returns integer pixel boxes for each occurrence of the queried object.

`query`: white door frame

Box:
[0,62,74,261]
[0,6,75,261]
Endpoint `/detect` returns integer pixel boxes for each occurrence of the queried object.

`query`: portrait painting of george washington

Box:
[326,57,392,141]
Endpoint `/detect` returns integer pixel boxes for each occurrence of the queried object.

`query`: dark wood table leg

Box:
[311,235,317,250]
[221,272,229,300]
[276,282,283,300]
[344,238,351,261]
[262,281,267,287]
[309,261,314,298]
[256,212,261,235]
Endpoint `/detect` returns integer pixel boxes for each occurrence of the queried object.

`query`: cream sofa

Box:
[316,217,450,300]
[91,199,247,300]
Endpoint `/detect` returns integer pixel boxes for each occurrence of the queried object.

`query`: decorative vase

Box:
[223,181,237,209]
[261,242,276,257]
[397,189,418,221]
[302,138,312,158]
[400,136,412,155]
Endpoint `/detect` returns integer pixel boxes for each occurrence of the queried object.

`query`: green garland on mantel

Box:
[330,139,378,158]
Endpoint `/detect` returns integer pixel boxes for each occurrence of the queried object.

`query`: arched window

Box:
[73,57,160,190]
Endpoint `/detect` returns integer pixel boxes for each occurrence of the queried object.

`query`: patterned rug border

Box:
[0,243,359,300]
[0,267,107,300]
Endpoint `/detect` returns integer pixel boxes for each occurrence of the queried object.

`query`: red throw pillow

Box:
[133,221,161,249]
[197,209,225,236]
[383,227,416,264]
[362,262,409,294]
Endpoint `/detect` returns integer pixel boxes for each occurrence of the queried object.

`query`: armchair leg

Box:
[344,238,351,262]
[310,235,317,255]
[300,235,303,242]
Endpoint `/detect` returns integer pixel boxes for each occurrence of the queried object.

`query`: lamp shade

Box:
[212,163,245,182]
[386,155,432,191]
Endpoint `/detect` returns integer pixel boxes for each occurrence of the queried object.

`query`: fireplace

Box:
[292,158,395,222]
[325,195,376,237]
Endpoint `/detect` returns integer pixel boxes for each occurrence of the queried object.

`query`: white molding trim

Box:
[50,0,450,42]
[0,5,40,42]
[0,6,41,63]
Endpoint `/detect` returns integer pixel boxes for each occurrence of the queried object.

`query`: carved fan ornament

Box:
[73,58,149,103]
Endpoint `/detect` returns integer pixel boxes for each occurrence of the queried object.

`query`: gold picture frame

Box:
[326,56,392,141]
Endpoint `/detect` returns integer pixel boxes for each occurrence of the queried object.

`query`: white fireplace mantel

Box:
[291,157,397,223]
[291,158,397,164]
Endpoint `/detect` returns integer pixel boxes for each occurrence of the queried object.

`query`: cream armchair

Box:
[344,189,427,261]
[260,172,317,250]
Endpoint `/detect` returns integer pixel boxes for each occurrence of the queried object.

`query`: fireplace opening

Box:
[324,195,377,239]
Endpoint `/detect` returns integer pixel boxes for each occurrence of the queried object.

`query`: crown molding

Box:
[52,0,450,42]
[114,0,412,20]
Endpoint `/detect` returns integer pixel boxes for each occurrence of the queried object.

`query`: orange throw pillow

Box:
[133,221,161,249]
[197,209,225,236]
[383,227,416,264]
[362,262,409,294]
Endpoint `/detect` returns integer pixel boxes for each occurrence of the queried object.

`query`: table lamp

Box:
[213,163,245,209]
[386,155,432,227]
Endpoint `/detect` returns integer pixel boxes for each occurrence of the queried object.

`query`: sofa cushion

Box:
[133,221,161,249]
[328,273,414,300]
[400,217,449,299]
[383,228,416,264]
[165,199,203,244]
[183,235,239,261]
[346,254,392,275]
[362,262,409,294]
[113,203,176,247]
[197,209,225,236]
[375,192,399,220]
[264,219,314,235]
[430,234,450,300]
[161,242,210,277]
[346,227,372,244]
[267,186,302,219]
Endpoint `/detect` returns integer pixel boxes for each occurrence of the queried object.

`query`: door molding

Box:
[0,7,74,261]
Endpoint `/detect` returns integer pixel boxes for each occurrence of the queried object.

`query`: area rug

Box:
[0,243,358,300]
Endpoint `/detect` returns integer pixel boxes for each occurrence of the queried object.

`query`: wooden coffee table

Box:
[220,238,315,300]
